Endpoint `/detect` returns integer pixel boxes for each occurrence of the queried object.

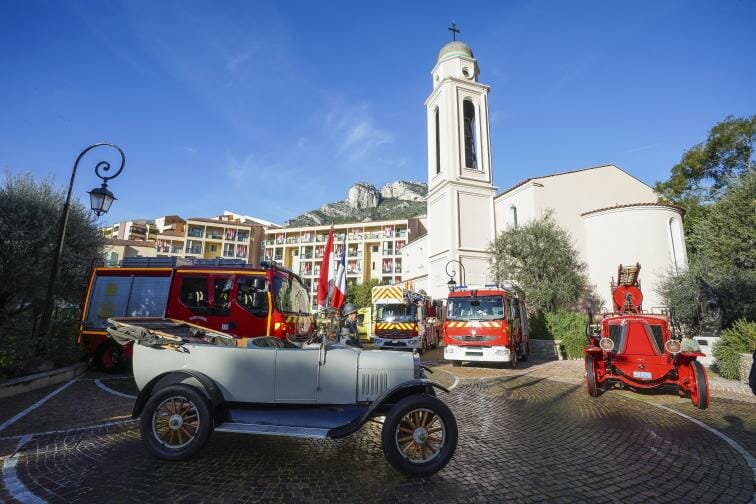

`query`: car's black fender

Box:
[132,370,225,419]
[327,379,450,439]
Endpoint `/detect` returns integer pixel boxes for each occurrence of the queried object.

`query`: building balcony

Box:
[186,247,202,255]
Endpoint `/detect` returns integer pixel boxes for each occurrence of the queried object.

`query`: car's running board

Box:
[214,422,329,439]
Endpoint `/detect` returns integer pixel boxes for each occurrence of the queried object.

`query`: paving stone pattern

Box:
[2,373,752,503]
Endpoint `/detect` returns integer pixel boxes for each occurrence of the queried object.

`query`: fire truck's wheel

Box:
[382,393,458,477]
[141,384,212,461]
[451,360,461,367]
[689,361,710,410]
[585,354,599,397]
[97,341,125,373]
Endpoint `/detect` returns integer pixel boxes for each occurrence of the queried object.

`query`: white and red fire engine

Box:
[443,283,529,367]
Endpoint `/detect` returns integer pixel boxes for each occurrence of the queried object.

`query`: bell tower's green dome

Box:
[437,41,473,62]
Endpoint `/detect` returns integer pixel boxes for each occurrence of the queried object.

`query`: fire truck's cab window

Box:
[447,296,504,320]
[376,305,416,322]
[180,277,209,312]
[85,276,131,329]
[212,278,232,316]
[237,277,268,315]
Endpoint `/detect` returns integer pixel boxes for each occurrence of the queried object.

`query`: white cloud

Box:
[337,119,394,162]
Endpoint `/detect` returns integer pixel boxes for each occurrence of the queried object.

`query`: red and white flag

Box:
[331,246,347,309]
[316,226,334,307]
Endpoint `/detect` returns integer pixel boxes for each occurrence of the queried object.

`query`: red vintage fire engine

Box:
[79,258,315,371]
[443,283,529,367]
[584,264,710,409]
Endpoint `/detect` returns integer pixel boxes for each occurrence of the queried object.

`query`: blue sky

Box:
[1,0,754,226]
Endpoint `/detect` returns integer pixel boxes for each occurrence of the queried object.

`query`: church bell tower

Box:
[425,33,497,299]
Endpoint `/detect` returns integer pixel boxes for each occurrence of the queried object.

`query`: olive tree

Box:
[0,172,103,376]
[489,213,587,315]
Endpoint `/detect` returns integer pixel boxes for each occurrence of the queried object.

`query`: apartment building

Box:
[101,219,158,242]
[103,211,279,266]
[263,218,426,311]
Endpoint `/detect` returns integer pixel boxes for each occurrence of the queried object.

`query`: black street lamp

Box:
[445,259,466,292]
[38,143,126,339]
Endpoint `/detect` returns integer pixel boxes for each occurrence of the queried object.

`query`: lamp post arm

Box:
[38,143,125,341]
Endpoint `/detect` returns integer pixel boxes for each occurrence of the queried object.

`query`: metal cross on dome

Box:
[448,22,460,41]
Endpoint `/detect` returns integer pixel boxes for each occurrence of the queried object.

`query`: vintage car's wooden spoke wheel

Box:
[140,384,212,461]
[382,394,458,477]
[689,360,710,410]
[152,397,200,449]
[394,408,446,464]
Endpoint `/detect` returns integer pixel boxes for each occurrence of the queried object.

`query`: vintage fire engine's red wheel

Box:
[585,354,599,397]
[97,341,125,373]
[689,361,710,410]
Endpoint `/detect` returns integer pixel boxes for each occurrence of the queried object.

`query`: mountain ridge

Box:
[285,181,427,227]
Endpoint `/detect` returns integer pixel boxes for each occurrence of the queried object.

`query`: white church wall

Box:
[494,183,538,232]
[401,235,429,293]
[494,165,657,256]
[582,205,687,311]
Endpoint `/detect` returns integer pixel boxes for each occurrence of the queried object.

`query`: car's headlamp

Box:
[665,339,681,355]
[599,337,614,352]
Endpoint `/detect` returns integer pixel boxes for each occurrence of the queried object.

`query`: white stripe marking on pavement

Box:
[94,379,136,399]
[652,403,756,492]
[0,378,78,433]
[2,435,46,504]
[449,376,460,390]
[0,419,137,442]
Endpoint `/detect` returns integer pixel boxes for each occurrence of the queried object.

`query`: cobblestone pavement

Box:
[0,359,753,503]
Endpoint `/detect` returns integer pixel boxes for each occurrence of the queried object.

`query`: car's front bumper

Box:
[444,345,512,362]
[374,336,421,350]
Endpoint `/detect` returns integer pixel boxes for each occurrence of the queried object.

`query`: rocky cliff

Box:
[285,181,427,227]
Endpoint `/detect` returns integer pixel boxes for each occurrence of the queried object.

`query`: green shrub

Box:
[712,319,756,380]
[529,310,587,359]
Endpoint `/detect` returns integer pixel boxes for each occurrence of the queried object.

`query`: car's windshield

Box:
[447,295,505,321]
[376,304,416,322]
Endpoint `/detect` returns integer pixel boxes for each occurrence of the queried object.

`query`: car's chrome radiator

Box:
[359,372,388,400]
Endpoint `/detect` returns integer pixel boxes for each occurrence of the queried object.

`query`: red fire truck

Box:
[443,283,529,367]
[79,258,315,371]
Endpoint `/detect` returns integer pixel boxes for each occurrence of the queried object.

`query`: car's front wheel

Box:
[140,384,212,460]
[381,393,458,477]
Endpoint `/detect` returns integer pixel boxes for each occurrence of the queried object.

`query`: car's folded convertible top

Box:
[106,317,235,348]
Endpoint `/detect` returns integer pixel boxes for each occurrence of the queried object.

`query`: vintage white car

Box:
[107,318,457,477]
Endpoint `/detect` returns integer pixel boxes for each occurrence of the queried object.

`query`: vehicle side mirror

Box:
[251,291,267,310]
[252,278,266,291]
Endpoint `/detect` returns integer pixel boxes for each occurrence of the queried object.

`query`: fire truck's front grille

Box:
[360,372,388,398]
[380,331,411,339]
[450,335,498,342]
